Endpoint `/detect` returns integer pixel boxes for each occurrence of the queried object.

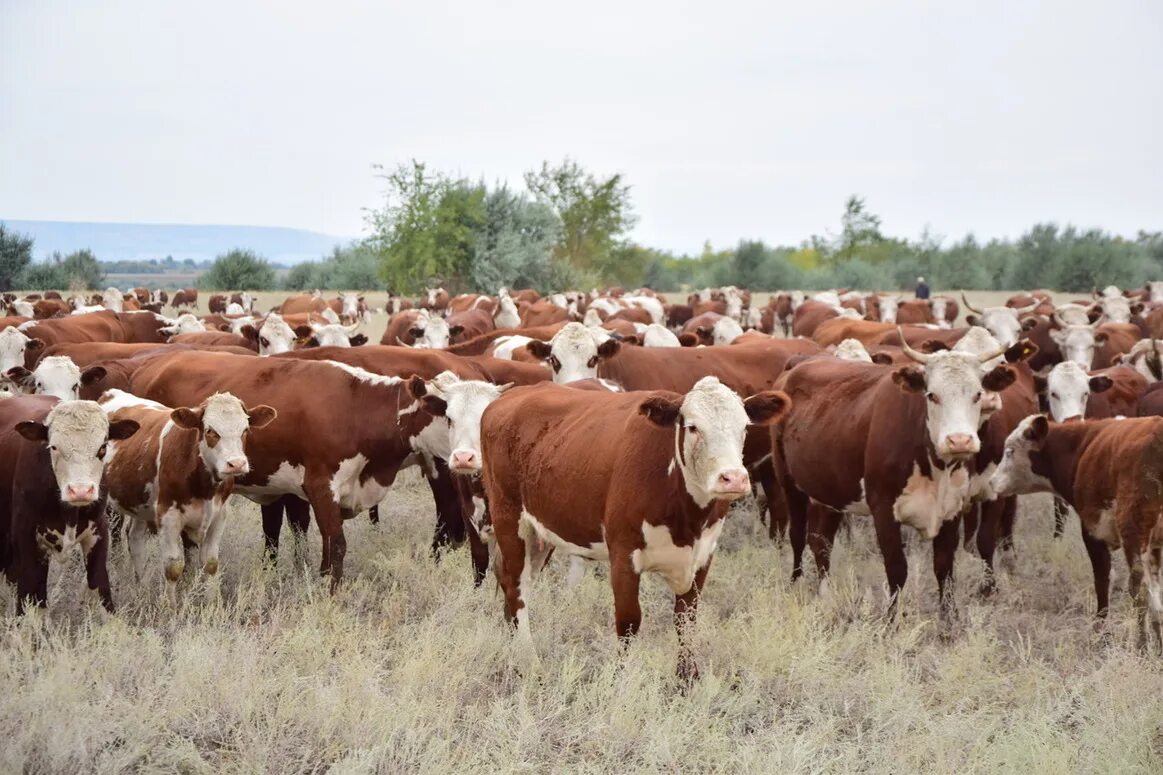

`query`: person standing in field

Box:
[915,276,930,300]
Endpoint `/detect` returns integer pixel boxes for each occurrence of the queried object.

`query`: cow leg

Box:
[998,496,1018,572]
[755,462,785,544]
[962,503,979,552]
[786,490,809,582]
[126,515,150,581]
[1126,545,1148,651]
[495,518,541,670]
[806,502,843,586]
[199,498,229,576]
[15,538,48,614]
[454,476,489,586]
[1080,527,1112,619]
[158,508,186,582]
[261,500,285,561]
[1052,496,1069,538]
[674,560,711,686]
[976,498,1003,596]
[1144,546,1163,652]
[871,506,908,617]
[610,551,642,642]
[933,515,961,629]
[305,482,346,590]
[426,460,467,554]
[81,518,114,613]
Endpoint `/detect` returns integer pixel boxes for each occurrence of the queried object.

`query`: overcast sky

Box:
[2,0,1160,253]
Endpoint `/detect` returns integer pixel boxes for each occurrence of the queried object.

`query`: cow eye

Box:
[587,356,599,368]
[1051,392,1059,400]
[973,392,982,403]
[260,337,270,347]
[686,424,698,434]
[97,444,107,459]
[925,392,940,404]
[548,356,561,372]
[48,445,56,452]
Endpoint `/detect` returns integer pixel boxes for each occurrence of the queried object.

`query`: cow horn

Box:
[898,330,932,363]
[960,293,984,315]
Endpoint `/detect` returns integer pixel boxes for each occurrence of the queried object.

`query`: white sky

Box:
[1,0,1160,253]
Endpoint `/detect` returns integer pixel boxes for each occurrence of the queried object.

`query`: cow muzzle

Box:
[64,483,98,505]
[221,457,250,476]
[710,469,750,500]
[449,449,480,473]
[941,433,979,458]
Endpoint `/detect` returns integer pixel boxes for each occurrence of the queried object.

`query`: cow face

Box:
[300,323,363,348]
[1049,322,1099,367]
[967,307,1026,347]
[407,372,513,473]
[833,338,873,363]
[990,415,1053,496]
[258,313,298,355]
[0,328,43,372]
[494,294,521,329]
[930,297,948,324]
[24,355,83,400]
[409,316,454,349]
[339,293,361,321]
[893,343,1014,460]
[1045,361,1113,422]
[1097,295,1134,324]
[1148,282,1163,304]
[638,376,789,506]
[158,313,207,337]
[16,400,139,505]
[527,322,620,383]
[171,392,276,478]
[877,295,901,323]
[710,317,743,345]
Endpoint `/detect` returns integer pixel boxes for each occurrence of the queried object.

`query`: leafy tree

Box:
[467,186,561,291]
[524,159,636,282]
[200,249,275,290]
[0,223,34,291]
[59,249,105,289]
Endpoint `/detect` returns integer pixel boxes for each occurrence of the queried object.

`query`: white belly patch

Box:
[631,520,724,595]
[893,462,971,540]
[520,510,608,561]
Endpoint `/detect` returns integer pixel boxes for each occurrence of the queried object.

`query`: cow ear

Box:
[1033,375,1048,395]
[744,390,790,426]
[239,324,259,342]
[678,333,699,347]
[965,315,980,327]
[247,405,277,428]
[170,407,203,430]
[349,334,367,346]
[1094,332,1109,345]
[15,421,48,442]
[25,338,44,352]
[1089,375,1114,394]
[80,366,107,386]
[108,419,140,441]
[1024,415,1049,443]
[1004,339,1039,363]
[638,393,681,427]
[920,339,949,353]
[596,338,621,358]
[1131,302,1144,316]
[293,325,313,339]
[1021,317,1039,331]
[892,366,926,393]
[406,375,427,402]
[620,334,642,346]
[981,365,1017,392]
[870,352,893,365]
[5,366,31,386]
[420,394,448,417]
[526,340,552,360]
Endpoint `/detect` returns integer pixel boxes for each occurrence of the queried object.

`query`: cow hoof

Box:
[164,559,185,581]
[203,558,219,576]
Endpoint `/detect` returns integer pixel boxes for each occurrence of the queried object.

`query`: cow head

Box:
[832,338,873,363]
[8,355,84,400]
[407,372,514,473]
[893,335,1015,460]
[962,293,1034,347]
[707,317,743,346]
[1044,361,1113,422]
[16,400,139,505]
[526,322,620,383]
[642,323,681,348]
[929,297,949,326]
[1148,281,1163,304]
[1049,313,1102,367]
[158,313,207,337]
[1096,295,1138,324]
[171,392,276,478]
[0,328,44,372]
[257,313,298,355]
[295,322,365,348]
[407,315,455,349]
[877,294,901,323]
[989,415,1053,496]
[638,377,789,506]
[1118,338,1163,383]
[494,293,521,329]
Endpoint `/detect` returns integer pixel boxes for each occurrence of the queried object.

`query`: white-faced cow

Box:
[0,327,44,373]
[962,294,1037,347]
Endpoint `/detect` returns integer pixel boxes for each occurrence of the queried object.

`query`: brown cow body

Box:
[22,311,168,366]
[171,288,198,311]
[520,301,571,327]
[791,300,842,338]
[447,308,495,344]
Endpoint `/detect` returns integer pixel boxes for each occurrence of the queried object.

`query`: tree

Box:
[0,223,34,291]
[524,159,636,282]
[200,249,275,290]
[467,186,561,291]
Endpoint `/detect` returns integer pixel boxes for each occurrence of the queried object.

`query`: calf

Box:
[482,377,788,680]
[0,396,139,613]
[99,390,276,583]
[991,415,1163,650]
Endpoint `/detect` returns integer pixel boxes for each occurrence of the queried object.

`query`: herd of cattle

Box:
[2,282,1163,681]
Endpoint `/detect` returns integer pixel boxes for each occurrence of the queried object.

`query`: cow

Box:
[641,324,681,348]
[157,313,207,337]
[0,396,139,613]
[0,327,45,373]
[1117,339,1163,385]
[6,355,85,400]
[330,292,366,324]
[171,288,198,311]
[380,309,457,349]
[294,322,367,348]
[520,300,571,328]
[481,377,789,680]
[19,310,169,363]
[792,300,858,338]
[170,330,260,352]
[930,296,959,328]
[895,299,937,327]
[991,415,1163,650]
[420,287,450,315]
[446,308,494,344]
[98,389,276,583]
[681,312,743,346]
[208,294,228,314]
[962,294,1037,346]
[277,293,329,317]
[770,335,1015,620]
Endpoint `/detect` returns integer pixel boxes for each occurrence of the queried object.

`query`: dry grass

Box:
[1,289,1160,773]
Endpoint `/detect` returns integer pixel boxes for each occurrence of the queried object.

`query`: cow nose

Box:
[944,433,978,455]
[65,484,97,504]
[223,457,249,474]
[450,450,479,471]
[714,469,750,495]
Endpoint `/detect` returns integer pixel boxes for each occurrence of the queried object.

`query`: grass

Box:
[1,290,1160,772]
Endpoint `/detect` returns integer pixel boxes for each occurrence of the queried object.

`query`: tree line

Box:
[3,160,1161,293]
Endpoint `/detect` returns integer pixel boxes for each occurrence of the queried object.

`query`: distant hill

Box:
[1,220,350,264]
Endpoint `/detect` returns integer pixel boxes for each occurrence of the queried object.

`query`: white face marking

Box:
[311,323,358,348]
[101,287,123,312]
[412,316,452,349]
[878,295,900,323]
[225,302,246,315]
[1101,285,1122,299]
[11,300,34,318]
[643,324,680,348]
[339,293,360,320]
[494,294,520,329]
[193,393,259,478]
[1054,304,1092,326]
[427,374,508,474]
[989,415,1053,496]
[711,317,743,345]
[914,351,995,459]
[542,322,608,384]
[164,313,206,335]
[674,376,753,507]
[31,356,82,400]
[1046,361,1092,421]
[893,462,972,539]
[631,520,724,594]
[1099,296,1133,324]
[41,401,117,505]
[0,327,34,372]
[833,338,872,363]
[1050,324,1098,368]
[258,313,298,355]
[974,307,1024,347]
[931,297,948,322]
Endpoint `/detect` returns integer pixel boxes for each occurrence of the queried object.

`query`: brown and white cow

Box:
[0,396,139,613]
[380,309,458,349]
[771,336,1015,618]
[991,415,1163,649]
[681,312,743,346]
[962,294,1037,347]
[420,287,450,316]
[481,377,789,680]
[98,389,276,583]
[171,288,198,311]
[0,327,45,373]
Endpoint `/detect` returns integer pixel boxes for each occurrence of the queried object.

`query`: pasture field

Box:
[1,290,1160,773]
